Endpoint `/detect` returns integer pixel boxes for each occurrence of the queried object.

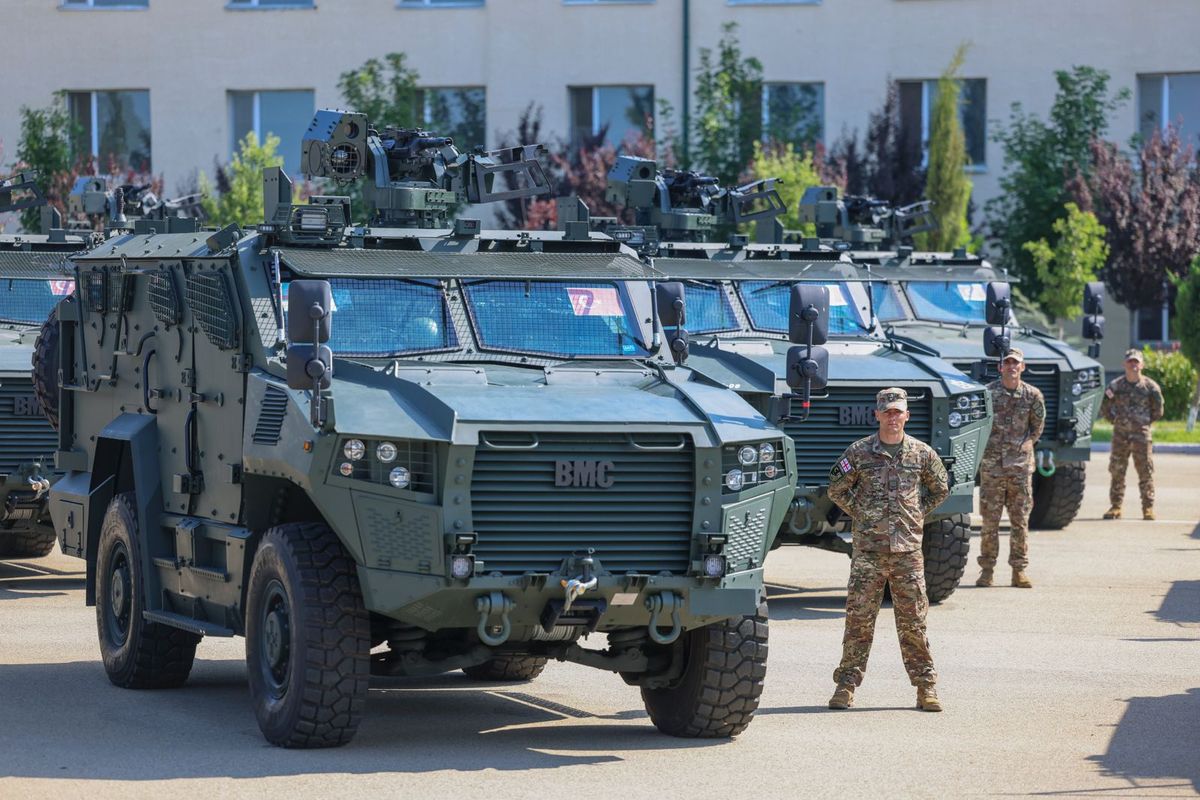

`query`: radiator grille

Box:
[470,432,695,575]
[252,386,288,445]
[1022,367,1059,439]
[781,387,933,485]
[0,376,58,474]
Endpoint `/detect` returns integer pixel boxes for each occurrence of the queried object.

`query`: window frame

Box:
[568,84,655,148]
[396,0,484,8]
[227,89,314,174]
[760,80,825,146]
[899,77,988,171]
[68,89,153,173]
[226,0,315,9]
[59,0,148,8]
[416,86,487,150]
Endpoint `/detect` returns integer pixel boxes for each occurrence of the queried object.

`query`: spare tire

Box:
[31,306,59,431]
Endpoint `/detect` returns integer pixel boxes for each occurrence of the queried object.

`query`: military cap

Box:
[876,387,908,411]
[1124,348,1144,363]
[1002,347,1025,364]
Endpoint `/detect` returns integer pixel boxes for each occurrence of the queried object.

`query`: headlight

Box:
[1071,382,1082,397]
[376,441,398,462]
[725,469,745,491]
[956,396,970,410]
[762,464,778,479]
[758,442,776,462]
[338,462,353,477]
[737,445,758,466]
[343,439,365,461]
[389,466,411,489]
[948,411,963,428]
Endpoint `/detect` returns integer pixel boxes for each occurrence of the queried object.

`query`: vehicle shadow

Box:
[1086,687,1200,794]
[764,582,846,621]
[0,560,85,600]
[1152,580,1200,626]
[0,658,726,781]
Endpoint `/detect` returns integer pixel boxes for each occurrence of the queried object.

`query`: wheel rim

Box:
[259,579,292,699]
[105,541,133,646]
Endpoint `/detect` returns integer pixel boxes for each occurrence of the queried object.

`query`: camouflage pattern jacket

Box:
[827,434,950,554]
[1100,376,1164,442]
[981,379,1046,475]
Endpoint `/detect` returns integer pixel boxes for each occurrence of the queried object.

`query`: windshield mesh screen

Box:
[464,280,647,358]
[871,282,907,321]
[0,278,73,325]
[739,281,863,335]
[680,282,739,334]
[906,281,988,324]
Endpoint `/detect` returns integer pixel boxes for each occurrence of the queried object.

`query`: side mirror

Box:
[1083,281,1104,316]
[655,282,688,364]
[1082,314,1105,341]
[985,282,1011,326]
[786,344,829,391]
[287,344,333,391]
[287,279,332,344]
[984,326,1011,358]
[789,284,829,346]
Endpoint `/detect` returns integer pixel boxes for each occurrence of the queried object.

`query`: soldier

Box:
[1101,349,1164,521]
[976,347,1045,589]
[826,387,950,712]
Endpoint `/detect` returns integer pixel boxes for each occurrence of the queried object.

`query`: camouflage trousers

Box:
[978,469,1032,570]
[1109,434,1154,510]
[833,550,936,688]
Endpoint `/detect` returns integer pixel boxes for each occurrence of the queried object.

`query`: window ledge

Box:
[226,3,316,9]
[727,0,820,5]
[58,4,149,10]
[396,1,484,8]
[564,1,656,5]
[965,164,988,174]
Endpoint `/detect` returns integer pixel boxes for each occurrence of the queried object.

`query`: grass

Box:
[1090,419,1200,444]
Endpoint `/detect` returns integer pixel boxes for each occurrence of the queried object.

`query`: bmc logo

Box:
[12,395,43,417]
[554,460,615,489]
[839,405,876,426]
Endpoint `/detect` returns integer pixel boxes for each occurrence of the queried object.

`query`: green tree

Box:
[14,94,78,233]
[1173,255,1200,428]
[915,45,972,251]
[336,52,421,129]
[750,141,822,235]
[987,66,1129,312]
[1022,202,1109,335]
[690,22,763,187]
[200,131,283,228]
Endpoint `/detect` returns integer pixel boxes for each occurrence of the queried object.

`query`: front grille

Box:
[0,376,58,474]
[781,387,932,486]
[471,432,695,575]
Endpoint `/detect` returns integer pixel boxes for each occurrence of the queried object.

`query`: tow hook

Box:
[474,592,514,646]
[561,551,598,614]
[644,591,683,645]
[1037,449,1056,477]
[26,475,51,499]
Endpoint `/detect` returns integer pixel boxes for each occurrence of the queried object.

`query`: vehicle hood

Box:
[890,322,1099,369]
[0,328,36,374]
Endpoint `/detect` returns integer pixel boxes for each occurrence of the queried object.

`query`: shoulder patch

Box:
[829,457,854,482]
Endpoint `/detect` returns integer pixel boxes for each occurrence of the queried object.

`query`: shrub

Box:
[1141,347,1198,420]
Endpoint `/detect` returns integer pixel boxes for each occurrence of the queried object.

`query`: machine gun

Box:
[797,186,936,249]
[298,108,551,229]
[67,177,206,232]
[604,155,786,247]
[0,171,46,214]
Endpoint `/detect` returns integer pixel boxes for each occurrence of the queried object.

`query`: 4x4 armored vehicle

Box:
[604,158,992,603]
[46,111,823,747]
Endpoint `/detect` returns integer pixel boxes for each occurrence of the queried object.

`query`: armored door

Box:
[143,261,195,516]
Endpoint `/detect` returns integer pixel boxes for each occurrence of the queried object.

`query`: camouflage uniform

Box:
[978,377,1045,570]
[1100,367,1164,513]
[827,389,950,689]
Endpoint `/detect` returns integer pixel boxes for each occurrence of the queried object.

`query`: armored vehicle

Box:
[46,110,821,748]
[605,158,992,603]
[800,186,1105,529]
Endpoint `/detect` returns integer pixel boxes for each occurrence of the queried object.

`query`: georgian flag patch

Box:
[837,458,853,474]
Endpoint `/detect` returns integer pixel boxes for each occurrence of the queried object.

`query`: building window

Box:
[762,82,824,146]
[229,90,314,175]
[67,90,151,173]
[1138,72,1200,149]
[416,88,487,150]
[564,0,655,4]
[60,0,147,7]
[397,0,484,7]
[569,85,654,149]
[727,0,820,5]
[226,0,314,8]
[898,78,987,168]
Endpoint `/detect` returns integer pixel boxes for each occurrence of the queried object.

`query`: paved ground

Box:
[0,452,1196,799]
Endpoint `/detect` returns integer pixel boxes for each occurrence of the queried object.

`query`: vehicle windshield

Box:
[680,282,740,335]
[905,281,999,324]
[738,280,866,336]
[0,278,74,326]
[871,282,909,322]
[284,278,458,356]
[463,279,649,358]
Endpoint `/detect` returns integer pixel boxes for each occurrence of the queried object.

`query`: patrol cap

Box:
[1001,347,1025,364]
[1124,348,1144,363]
[876,387,908,412]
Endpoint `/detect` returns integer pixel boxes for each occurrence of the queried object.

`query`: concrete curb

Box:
[1091,443,1200,454]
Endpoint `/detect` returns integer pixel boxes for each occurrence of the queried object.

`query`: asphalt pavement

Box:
[0,452,1196,799]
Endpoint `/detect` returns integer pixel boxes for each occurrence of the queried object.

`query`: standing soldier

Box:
[826,388,950,712]
[1101,349,1164,520]
[977,347,1045,589]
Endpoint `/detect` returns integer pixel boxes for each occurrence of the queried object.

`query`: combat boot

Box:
[917,685,942,712]
[1012,569,1032,588]
[828,683,854,709]
[975,567,994,587]
[1143,507,1156,521]
[1103,506,1122,520]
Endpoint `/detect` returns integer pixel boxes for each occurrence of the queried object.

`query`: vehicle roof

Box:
[0,249,75,277]
[72,232,227,262]
[848,251,1012,283]
[276,246,661,280]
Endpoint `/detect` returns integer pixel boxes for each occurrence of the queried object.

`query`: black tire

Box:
[641,602,768,738]
[96,493,200,689]
[462,655,548,682]
[922,514,971,604]
[1029,462,1085,530]
[31,306,59,432]
[246,522,370,748]
[0,526,58,559]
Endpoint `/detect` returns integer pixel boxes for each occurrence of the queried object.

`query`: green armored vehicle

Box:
[46,111,822,748]
[799,187,1105,529]
[604,158,992,603]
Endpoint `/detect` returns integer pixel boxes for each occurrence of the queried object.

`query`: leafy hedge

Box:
[1141,347,1198,420]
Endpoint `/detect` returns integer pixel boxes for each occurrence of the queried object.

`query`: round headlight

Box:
[1071,382,1082,396]
[343,439,365,461]
[338,462,354,477]
[948,411,963,428]
[758,442,776,462]
[762,464,778,479]
[737,445,758,466]
[376,441,398,463]
[725,469,745,491]
[389,466,411,489]
[956,395,971,410]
